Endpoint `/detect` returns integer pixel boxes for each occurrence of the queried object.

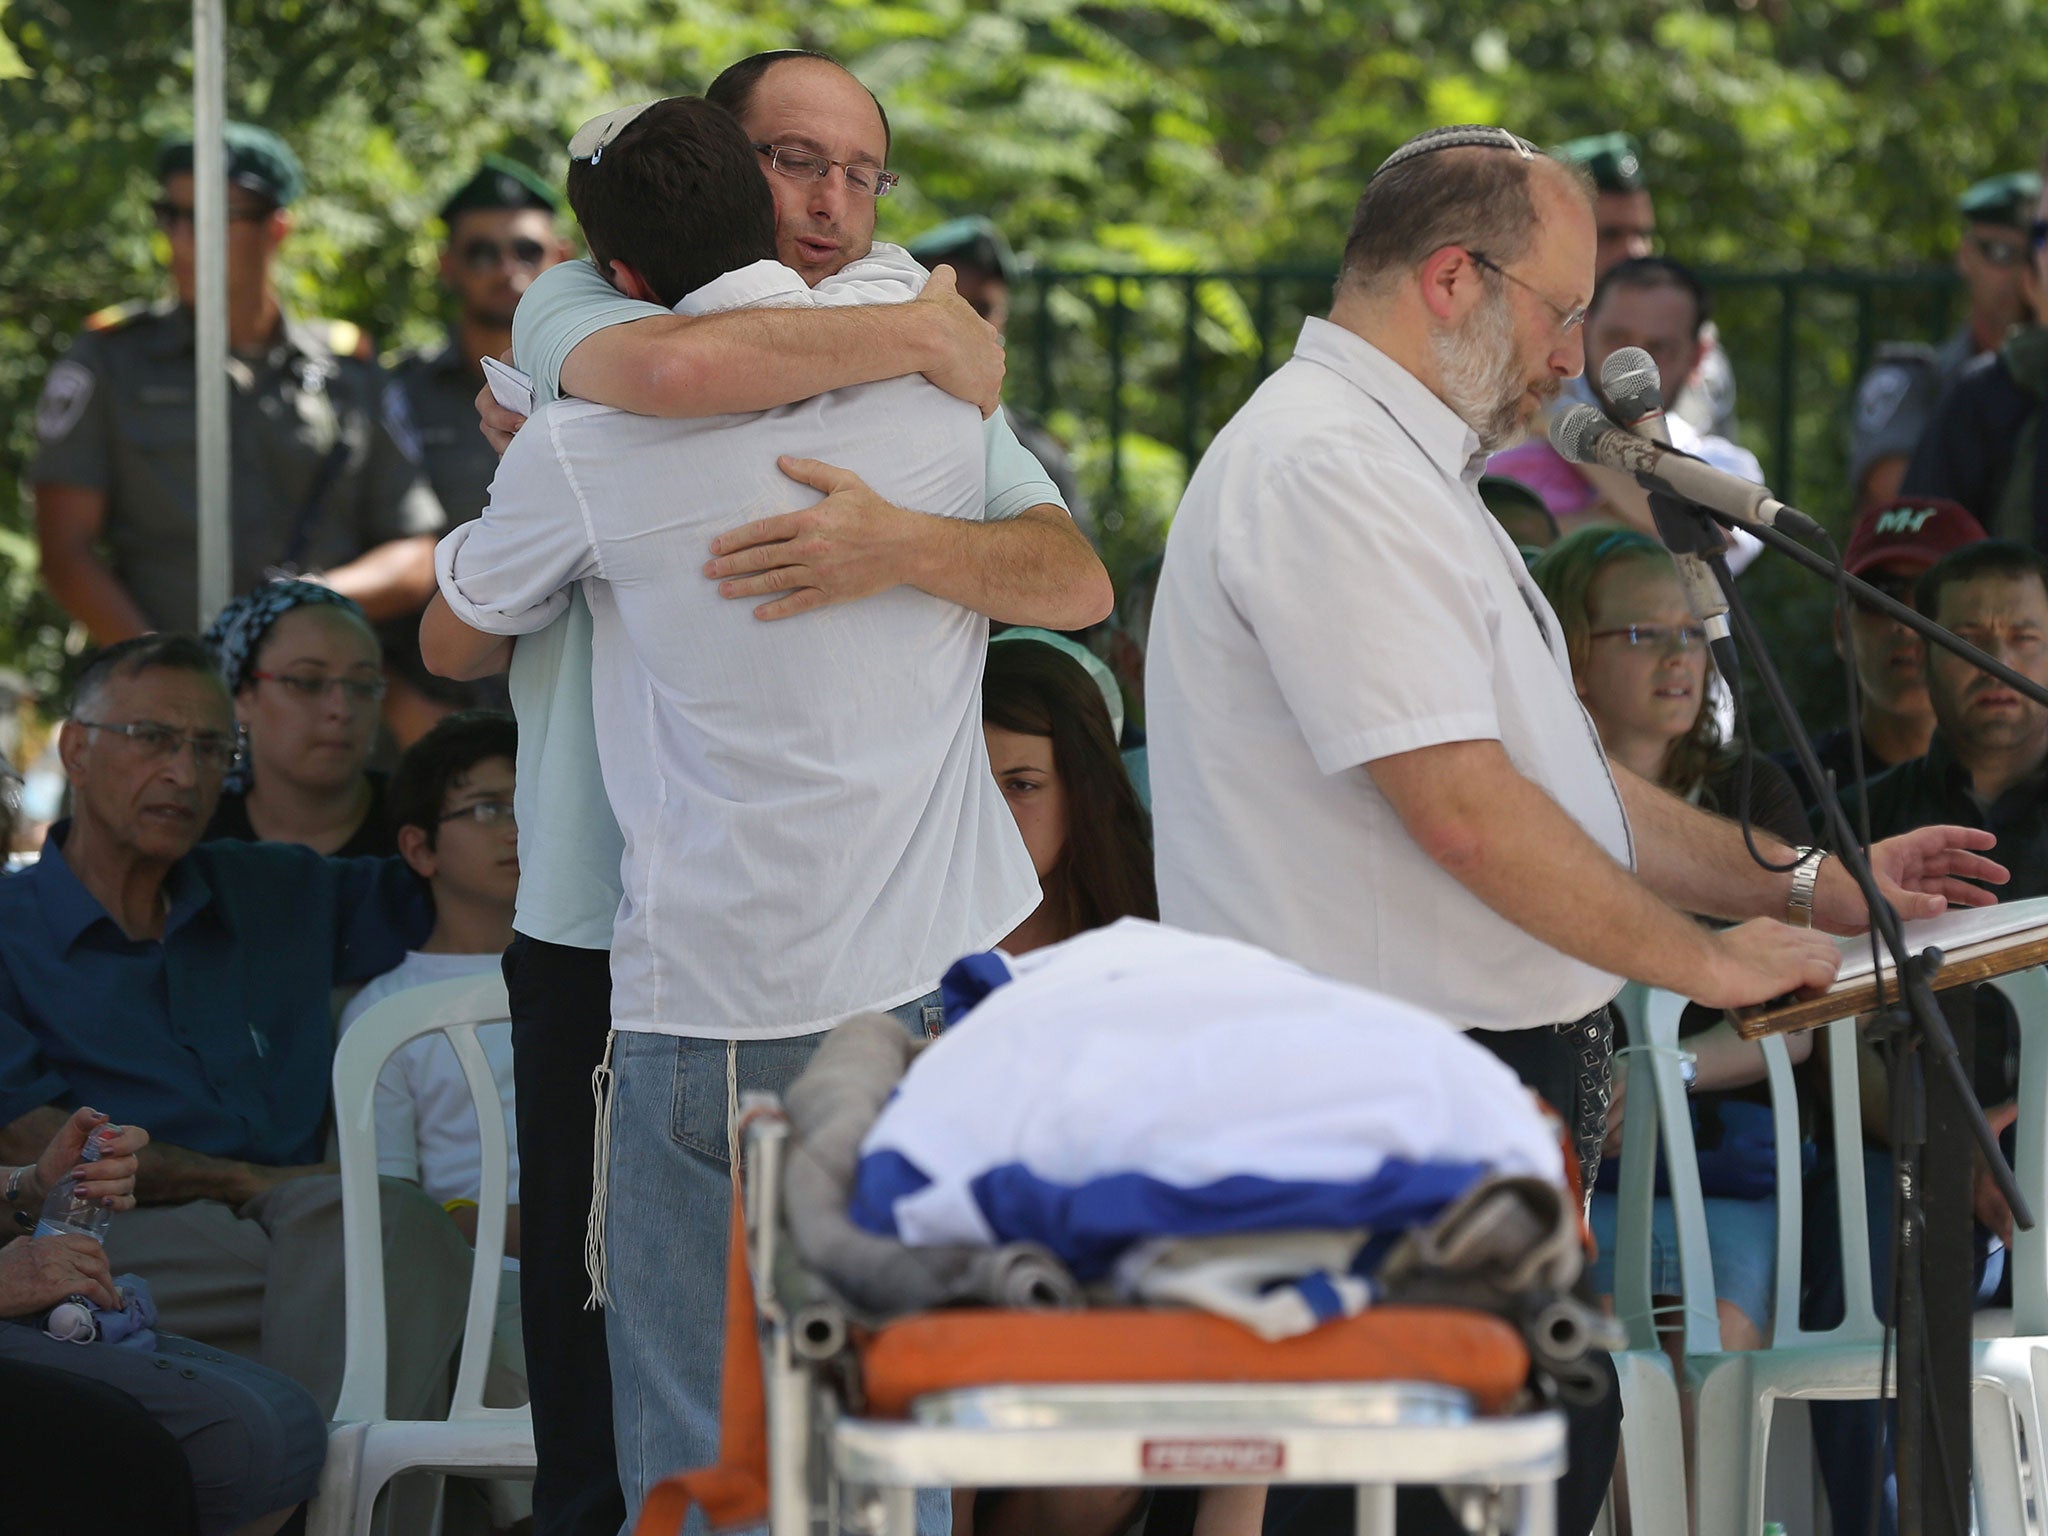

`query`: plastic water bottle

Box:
[33,1131,112,1243]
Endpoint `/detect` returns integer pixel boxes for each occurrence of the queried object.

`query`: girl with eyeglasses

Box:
[201,580,398,857]
[1532,526,1813,1356]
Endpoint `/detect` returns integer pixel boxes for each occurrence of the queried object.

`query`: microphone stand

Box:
[1652,487,2036,1536]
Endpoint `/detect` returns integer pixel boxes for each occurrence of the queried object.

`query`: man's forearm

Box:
[563,303,955,418]
[1370,741,1721,995]
[905,505,1113,629]
[134,1141,322,1207]
[1614,762,1799,922]
[419,591,515,679]
[38,542,152,644]
[324,535,438,621]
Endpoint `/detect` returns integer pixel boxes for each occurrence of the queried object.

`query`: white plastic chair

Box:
[1604,983,1801,1535]
[1622,972,2048,1536]
[1967,964,2048,1536]
[306,972,534,1536]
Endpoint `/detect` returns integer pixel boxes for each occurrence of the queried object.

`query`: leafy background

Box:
[3,0,2045,745]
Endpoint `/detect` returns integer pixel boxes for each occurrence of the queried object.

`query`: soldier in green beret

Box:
[383,156,570,735]
[392,157,569,536]
[1555,129,1740,443]
[30,122,445,647]
[1554,132,1653,278]
[1851,170,2043,512]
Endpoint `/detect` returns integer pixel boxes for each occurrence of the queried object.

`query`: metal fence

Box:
[1007,263,1964,544]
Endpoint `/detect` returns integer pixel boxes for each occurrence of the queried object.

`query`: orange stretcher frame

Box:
[633,1185,1539,1535]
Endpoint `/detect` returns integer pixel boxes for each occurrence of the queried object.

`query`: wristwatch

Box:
[1787,846,1829,929]
[3,1164,29,1205]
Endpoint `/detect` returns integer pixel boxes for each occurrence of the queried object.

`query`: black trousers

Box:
[1265,1013,1623,1536]
[505,934,627,1536]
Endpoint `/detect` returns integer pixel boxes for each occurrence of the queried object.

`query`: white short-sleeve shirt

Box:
[1148,318,1633,1032]
[440,259,1040,1038]
[337,951,519,1205]
[500,248,1067,951]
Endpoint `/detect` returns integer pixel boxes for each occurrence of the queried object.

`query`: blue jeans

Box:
[603,994,949,1536]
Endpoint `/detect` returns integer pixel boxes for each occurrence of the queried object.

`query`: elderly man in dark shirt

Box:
[0,634,470,1417]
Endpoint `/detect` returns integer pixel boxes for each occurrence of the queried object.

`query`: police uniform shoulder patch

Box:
[1855,362,1922,434]
[35,359,97,444]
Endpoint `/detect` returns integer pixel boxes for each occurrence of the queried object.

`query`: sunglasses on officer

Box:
[152,199,274,231]
[457,236,549,272]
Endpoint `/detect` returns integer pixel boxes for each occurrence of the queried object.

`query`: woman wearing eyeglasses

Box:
[1532,526,1813,1354]
[200,580,397,857]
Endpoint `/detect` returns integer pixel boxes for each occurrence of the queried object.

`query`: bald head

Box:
[1339,143,1592,301]
[706,49,893,284]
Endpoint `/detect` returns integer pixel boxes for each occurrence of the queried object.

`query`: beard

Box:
[1432,287,1540,452]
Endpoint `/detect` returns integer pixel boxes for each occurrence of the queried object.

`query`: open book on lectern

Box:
[1732,893,2048,1039]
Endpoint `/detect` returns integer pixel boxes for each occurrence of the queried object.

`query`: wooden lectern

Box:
[1733,897,2048,1536]
[1734,897,2048,1040]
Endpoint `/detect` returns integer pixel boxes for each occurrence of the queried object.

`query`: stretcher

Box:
[634,1093,1586,1536]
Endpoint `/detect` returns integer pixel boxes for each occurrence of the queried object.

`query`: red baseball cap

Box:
[1842,496,1987,577]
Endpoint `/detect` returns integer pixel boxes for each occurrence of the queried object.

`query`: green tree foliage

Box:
[2,0,2044,734]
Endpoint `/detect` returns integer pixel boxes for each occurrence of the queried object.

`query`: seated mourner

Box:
[0,634,471,1419]
[0,1106,325,1536]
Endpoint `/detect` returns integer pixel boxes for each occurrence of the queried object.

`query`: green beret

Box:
[440,155,559,226]
[1553,132,1645,194]
[1959,171,2042,230]
[907,216,1019,284]
[157,121,304,208]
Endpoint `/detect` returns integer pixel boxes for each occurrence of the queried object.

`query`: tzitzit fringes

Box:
[584,1029,619,1310]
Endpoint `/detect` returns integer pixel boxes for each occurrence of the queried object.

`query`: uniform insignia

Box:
[34,360,96,443]
[1855,366,1914,434]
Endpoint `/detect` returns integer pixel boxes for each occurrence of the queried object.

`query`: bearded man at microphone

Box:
[1146,126,2004,1535]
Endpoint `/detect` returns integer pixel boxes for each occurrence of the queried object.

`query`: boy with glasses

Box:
[339,709,529,1530]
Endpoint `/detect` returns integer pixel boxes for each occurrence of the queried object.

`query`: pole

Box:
[192,0,231,625]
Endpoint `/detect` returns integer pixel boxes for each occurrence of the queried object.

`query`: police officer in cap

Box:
[1555,130,1740,442]
[1904,159,2048,550]
[383,155,569,735]
[30,122,445,643]
[1852,170,2042,513]
[906,215,1095,544]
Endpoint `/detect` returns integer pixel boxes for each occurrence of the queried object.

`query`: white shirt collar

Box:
[1290,317,1487,484]
[673,259,813,317]
[671,244,929,318]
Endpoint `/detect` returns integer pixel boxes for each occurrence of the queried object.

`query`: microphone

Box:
[1549,404,1824,539]
[1595,348,1730,637]
[1599,346,1672,445]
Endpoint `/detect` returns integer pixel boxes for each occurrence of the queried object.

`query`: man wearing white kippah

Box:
[1147,124,2006,1536]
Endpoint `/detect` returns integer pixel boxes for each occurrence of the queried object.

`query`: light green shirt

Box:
[502,251,1067,950]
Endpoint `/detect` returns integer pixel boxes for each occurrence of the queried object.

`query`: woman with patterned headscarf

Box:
[201,580,397,857]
